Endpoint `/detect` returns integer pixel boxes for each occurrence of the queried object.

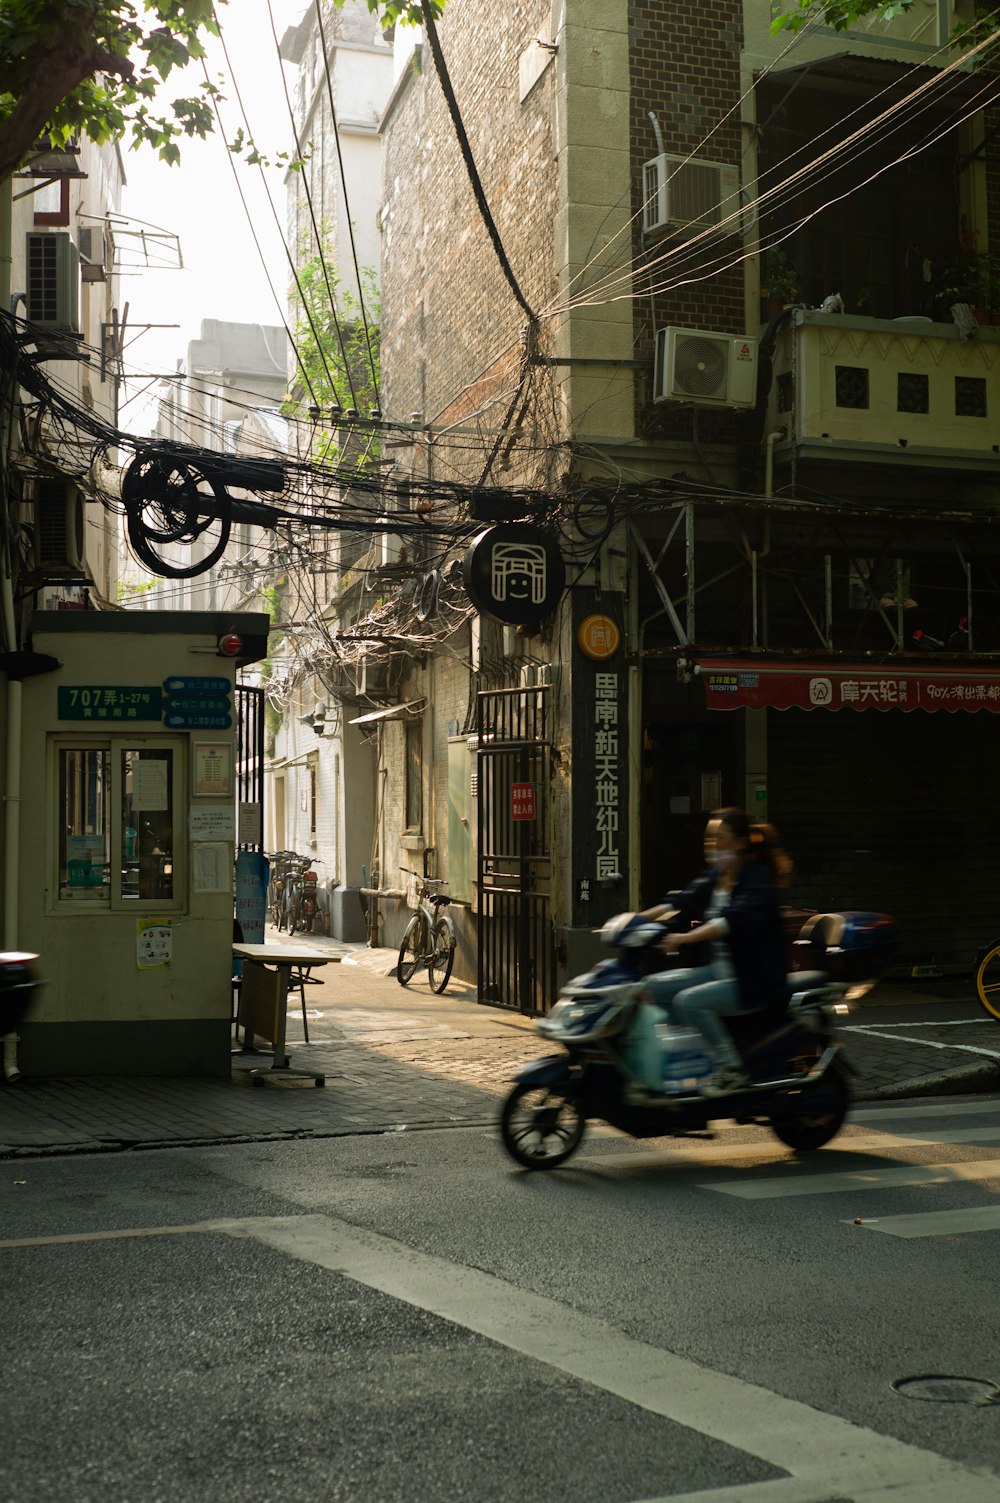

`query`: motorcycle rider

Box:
[638,808,791,1095]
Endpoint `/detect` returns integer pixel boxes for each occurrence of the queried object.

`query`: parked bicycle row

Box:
[265,851,325,935]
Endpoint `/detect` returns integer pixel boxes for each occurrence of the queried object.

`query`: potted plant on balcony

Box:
[932,251,1000,324]
[761,249,800,319]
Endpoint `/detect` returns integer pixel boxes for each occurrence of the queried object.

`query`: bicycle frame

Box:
[396,867,457,992]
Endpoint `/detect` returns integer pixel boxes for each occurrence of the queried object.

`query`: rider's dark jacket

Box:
[669,860,787,1012]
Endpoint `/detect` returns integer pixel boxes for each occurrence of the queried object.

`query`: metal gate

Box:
[236,684,265,850]
[476,685,556,1014]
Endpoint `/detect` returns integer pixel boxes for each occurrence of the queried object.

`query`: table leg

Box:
[250,962,325,1087]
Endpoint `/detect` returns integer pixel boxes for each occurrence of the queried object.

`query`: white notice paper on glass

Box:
[193,843,230,893]
[133,760,168,811]
[189,806,236,842]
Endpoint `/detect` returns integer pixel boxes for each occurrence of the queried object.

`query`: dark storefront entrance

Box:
[688,657,1000,974]
[640,712,741,904]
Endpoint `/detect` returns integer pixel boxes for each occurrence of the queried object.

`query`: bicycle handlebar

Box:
[400,866,448,887]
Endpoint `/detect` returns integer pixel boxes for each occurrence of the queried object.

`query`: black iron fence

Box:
[476,685,556,1014]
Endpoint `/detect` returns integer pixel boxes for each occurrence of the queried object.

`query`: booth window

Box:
[54,737,184,910]
[122,748,175,901]
[59,748,110,902]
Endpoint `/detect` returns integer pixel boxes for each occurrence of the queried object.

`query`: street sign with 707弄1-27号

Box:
[57,686,162,722]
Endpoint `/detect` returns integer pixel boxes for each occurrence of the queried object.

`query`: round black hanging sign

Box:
[461,524,566,626]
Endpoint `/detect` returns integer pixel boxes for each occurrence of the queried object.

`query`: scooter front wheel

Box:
[769,1068,849,1152]
[975,942,1000,1021]
[500,1080,585,1169]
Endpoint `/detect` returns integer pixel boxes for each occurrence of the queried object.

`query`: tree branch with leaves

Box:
[0,0,444,183]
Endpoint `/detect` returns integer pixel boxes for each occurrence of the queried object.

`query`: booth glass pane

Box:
[59,749,110,902]
[122,749,174,901]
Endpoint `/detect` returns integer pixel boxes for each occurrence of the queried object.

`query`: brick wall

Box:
[380,0,558,429]
[627,0,746,442]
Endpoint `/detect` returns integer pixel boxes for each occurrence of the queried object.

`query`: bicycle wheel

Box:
[428,918,455,994]
[975,942,1000,1021]
[397,915,424,987]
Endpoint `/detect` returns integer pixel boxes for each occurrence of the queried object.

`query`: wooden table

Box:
[233,943,341,1086]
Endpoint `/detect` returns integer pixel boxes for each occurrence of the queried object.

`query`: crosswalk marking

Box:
[845,1024,1000,1060]
[706,1157,1000,1199]
[852,1098,1000,1122]
[846,1205,1000,1238]
[578,1124,1000,1171]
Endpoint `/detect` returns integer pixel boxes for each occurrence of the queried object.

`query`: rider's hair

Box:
[711,806,794,889]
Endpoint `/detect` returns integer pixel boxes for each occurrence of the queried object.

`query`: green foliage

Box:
[0,0,446,182]
[770,0,995,41]
[284,229,381,468]
[771,1,916,33]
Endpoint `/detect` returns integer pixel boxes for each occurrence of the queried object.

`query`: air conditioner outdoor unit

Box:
[33,479,86,575]
[642,154,740,236]
[654,328,759,408]
[25,232,81,331]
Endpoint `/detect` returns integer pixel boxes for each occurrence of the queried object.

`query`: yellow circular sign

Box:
[578,614,621,661]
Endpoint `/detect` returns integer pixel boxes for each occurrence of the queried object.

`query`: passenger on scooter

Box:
[640,808,792,1096]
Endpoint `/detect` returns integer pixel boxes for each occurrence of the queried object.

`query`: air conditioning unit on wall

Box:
[33,479,86,576]
[654,328,759,409]
[643,154,740,236]
[25,232,81,331]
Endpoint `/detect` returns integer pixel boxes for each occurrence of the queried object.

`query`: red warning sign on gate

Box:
[511,782,536,821]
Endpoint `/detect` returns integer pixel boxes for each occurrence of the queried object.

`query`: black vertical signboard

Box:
[571,588,630,929]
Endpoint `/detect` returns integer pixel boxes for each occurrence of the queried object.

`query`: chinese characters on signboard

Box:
[57,686,161,722]
[701,664,1000,714]
[511,781,536,820]
[595,671,620,881]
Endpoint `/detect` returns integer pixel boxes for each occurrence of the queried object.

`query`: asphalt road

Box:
[2,1094,1000,1503]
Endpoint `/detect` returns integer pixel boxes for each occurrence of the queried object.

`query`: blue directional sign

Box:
[163,676,231,696]
[164,712,233,730]
[164,696,231,715]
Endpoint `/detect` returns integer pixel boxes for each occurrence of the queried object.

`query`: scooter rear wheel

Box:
[500,1080,585,1169]
[769,1068,849,1151]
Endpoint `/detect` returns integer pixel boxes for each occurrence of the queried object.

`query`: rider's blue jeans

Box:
[645,965,744,1068]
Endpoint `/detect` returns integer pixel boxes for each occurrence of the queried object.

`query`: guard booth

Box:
[11,610,269,1078]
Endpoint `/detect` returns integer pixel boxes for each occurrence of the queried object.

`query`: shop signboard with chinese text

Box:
[697,659,1000,713]
[571,589,629,927]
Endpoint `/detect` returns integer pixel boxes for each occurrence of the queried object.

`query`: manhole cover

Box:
[892,1375,1000,1406]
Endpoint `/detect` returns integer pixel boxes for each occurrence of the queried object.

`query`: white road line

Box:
[706,1158,1000,1200]
[845,1019,987,1028]
[844,1025,1000,1060]
[847,1205,1000,1238]
[3,1213,998,1502]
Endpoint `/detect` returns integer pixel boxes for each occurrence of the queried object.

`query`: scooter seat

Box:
[786,970,829,996]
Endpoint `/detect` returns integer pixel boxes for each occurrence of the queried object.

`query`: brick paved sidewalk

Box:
[0,943,997,1158]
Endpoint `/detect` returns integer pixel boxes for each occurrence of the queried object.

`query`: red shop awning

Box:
[694,658,1000,713]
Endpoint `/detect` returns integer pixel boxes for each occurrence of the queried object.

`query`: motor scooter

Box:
[498,909,895,1170]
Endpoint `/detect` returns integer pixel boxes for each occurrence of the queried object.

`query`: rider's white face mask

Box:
[709,849,739,872]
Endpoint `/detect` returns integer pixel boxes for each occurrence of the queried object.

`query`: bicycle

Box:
[287,856,324,935]
[396,867,457,993]
[267,851,307,932]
